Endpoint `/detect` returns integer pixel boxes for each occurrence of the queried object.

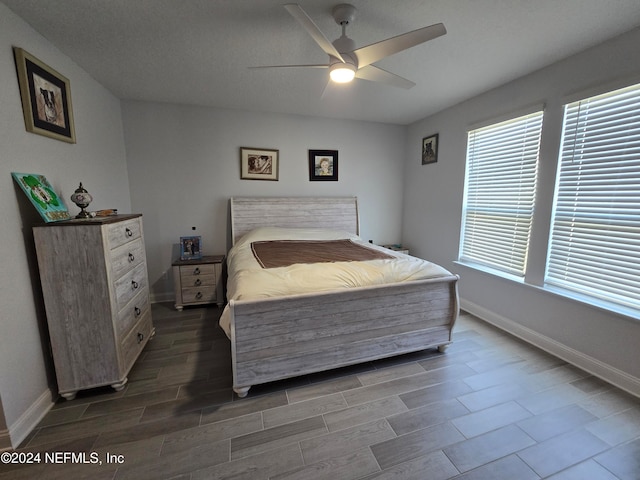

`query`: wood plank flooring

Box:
[2,303,640,479]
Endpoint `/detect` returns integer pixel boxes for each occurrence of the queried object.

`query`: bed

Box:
[221,196,459,397]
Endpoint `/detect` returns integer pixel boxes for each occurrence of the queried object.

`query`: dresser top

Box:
[34,213,142,227]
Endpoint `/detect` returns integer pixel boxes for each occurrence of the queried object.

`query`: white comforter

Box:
[219,227,452,335]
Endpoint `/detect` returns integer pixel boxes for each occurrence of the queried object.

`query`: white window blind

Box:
[460,111,543,277]
[546,83,640,312]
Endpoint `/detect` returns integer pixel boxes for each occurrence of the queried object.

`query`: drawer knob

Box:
[193,267,201,275]
[134,306,141,317]
[137,332,144,343]
[128,252,135,262]
[125,228,133,237]
[131,280,139,290]
[196,291,203,299]
[194,279,202,286]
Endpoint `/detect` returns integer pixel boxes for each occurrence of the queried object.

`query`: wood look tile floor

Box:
[3,303,640,479]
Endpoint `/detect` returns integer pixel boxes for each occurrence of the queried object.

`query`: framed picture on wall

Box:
[422,133,439,165]
[13,47,76,143]
[309,149,338,181]
[240,147,279,180]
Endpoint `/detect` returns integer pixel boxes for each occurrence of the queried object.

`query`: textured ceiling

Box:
[4,0,640,125]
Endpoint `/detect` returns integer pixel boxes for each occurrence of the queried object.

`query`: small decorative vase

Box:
[70,182,93,218]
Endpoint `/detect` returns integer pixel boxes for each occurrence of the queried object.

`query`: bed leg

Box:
[234,386,251,398]
[437,344,450,353]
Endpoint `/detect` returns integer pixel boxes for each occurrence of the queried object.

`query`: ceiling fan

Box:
[251,3,446,89]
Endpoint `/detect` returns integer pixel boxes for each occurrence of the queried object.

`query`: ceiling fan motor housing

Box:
[332,4,356,25]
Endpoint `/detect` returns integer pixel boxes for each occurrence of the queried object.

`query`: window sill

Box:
[454,260,640,323]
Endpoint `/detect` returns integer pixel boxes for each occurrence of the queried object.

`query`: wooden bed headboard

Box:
[230,196,359,244]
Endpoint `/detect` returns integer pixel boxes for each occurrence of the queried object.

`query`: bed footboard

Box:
[228,275,459,397]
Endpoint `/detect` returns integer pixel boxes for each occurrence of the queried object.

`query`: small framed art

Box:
[240,147,279,180]
[422,133,439,165]
[309,150,338,181]
[180,236,202,260]
[13,47,76,143]
[11,172,71,223]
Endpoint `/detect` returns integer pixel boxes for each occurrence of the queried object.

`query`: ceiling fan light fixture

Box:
[329,62,356,83]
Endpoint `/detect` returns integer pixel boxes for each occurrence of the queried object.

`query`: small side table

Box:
[172,255,225,310]
[381,244,410,255]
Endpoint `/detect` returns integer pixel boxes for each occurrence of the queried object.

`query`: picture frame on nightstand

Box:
[180,236,202,260]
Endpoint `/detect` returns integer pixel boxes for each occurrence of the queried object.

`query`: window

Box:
[546,83,640,313]
[459,111,544,277]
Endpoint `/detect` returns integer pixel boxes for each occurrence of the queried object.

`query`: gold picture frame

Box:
[240,147,279,181]
[13,47,76,143]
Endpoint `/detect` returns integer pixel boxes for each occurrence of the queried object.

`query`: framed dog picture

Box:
[422,133,439,165]
[13,47,76,143]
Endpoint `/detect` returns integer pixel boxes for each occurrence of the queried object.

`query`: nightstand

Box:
[381,244,410,255]
[172,255,225,310]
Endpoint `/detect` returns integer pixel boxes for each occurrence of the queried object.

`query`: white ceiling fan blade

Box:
[355,65,416,89]
[249,64,328,69]
[284,4,345,63]
[353,23,446,68]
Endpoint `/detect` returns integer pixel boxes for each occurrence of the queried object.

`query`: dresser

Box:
[172,255,225,310]
[33,214,153,400]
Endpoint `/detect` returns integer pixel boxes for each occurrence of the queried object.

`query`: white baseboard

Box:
[8,389,55,449]
[460,299,640,399]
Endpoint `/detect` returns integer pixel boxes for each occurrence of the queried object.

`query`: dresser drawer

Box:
[107,217,142,250]
[110,238,145,279]
[121,312,153,373]
[181,286,216,304]
[116,288,150,338]
[114,262,148,311]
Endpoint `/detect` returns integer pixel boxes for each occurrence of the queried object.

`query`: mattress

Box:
[219,227,453,336]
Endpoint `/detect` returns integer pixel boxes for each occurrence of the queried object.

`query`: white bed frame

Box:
[227,196,459,397]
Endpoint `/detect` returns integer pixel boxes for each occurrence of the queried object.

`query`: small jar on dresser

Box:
[172,255,225,310]
[33,214,154,400]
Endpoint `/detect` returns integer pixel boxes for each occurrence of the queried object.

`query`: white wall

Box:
[0,3,131,447]
[403,27,640,395]
[121,102,407,301]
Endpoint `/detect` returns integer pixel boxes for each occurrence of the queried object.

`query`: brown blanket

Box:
[251,239,394,268]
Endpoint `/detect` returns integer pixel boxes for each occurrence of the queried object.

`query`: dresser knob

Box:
[194,279,202,286]
[128,253,135,262]
[134,306,141,317]
[125,228,133,237]
[196,292,203,299]
[137,332,144,343]
[193,267,201,275]
[131,280,139,289]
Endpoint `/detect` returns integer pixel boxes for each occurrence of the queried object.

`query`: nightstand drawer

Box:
[180,273,215,288]
[110,238,145,278]
[180,263,216,278]
[181,286,216,304]
[107,217,142,250]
